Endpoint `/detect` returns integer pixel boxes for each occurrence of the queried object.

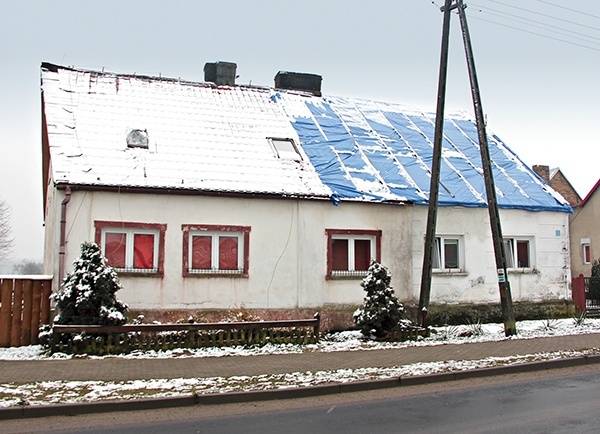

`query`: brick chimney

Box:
[204,61,237,86]
[532,165,550,182]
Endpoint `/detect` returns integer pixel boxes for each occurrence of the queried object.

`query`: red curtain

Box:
[105,233,126,268]
[192,236,212,269]
[219,236,238,270]
[332,239,349,271]
[354,239,371,271]
[133,234,155,269]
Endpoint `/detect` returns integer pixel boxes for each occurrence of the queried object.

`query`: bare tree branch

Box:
[0,198,15,261]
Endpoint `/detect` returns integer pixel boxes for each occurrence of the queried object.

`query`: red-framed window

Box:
[182,224,250,277]
[94,221,166,276]
[583,243,591,265]
[326,229,381,279]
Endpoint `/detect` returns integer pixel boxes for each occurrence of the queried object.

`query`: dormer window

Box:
[268,137,302,161]
[127,129,149,149]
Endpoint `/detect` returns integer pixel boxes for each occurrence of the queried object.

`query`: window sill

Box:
[508,268,538,275]
[326,271,368,280]
[183,270,249,278]
[432,270,468,276]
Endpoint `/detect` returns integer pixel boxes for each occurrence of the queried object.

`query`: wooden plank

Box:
[40,279,52,325]
[21,279,33,346]
[10,279,23,347]
[0,278,14,347]
[31,280,43,344]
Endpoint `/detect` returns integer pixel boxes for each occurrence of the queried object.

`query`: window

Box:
[433,236,463,271]
[268,137,302,161]
[95,221,166,275]
[326,229,381,279]
[582,238,591,264]
[503,237,533,269]
[182,224,250,277]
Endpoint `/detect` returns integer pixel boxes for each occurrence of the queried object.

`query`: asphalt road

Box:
[3,365,600,433]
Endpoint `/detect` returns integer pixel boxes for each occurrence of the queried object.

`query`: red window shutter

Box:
[516,240,530,268]
[192,236,212,269]
[133,233,155,269]
[105,233,126,268]
[219,236,239,270]
[584,245,591,263]
[332,239,349,271]
[354,239,371,271]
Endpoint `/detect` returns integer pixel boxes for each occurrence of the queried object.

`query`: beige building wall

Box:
[570,186,600,277]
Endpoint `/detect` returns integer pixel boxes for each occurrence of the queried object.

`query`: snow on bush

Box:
[52,242,128,326]
[353,260,405,338]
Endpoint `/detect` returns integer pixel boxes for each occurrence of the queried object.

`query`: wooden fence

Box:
[49,313,321,355]
[571,274,600,317]
[0,276,53,347]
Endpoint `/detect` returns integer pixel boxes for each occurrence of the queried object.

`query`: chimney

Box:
[532,165,550,182]
[274,71,322,96]
[204,61,237,86]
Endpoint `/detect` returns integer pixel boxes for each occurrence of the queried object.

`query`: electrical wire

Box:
[532,0,600,21]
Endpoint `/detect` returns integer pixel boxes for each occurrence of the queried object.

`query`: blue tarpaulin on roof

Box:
[278,94,572,213]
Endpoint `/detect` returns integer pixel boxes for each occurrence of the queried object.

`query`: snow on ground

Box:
[1,318,599,407]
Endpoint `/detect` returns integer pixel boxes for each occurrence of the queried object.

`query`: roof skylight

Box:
[269,138,302,161]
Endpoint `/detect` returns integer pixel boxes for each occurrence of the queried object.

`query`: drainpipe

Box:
[58,185,72,286]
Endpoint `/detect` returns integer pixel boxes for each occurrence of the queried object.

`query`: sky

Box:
[0,0,598,262]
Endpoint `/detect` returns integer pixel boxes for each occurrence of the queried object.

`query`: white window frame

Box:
[268,137,302,161]
[101,227,160,273]
[330,234,376,277]
[582,238,591,265]
[503,237,535,270]
[432,235,464,272]
[188,230,245,275]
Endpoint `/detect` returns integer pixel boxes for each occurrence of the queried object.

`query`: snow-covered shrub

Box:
[353,261,405,338]
[52,242,128,326]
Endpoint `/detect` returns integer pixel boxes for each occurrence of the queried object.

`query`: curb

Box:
[2,354,599,420]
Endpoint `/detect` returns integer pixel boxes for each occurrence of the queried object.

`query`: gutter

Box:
[58,185,72,285]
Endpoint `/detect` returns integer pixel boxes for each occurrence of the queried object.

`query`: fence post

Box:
[31,280,43,344]
[21,279,33,346]
[572,274,586,313]
[313,312,320,340]
[10,279,23,347]
[0,278,14,347]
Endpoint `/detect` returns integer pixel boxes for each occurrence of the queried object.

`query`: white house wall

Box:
[53,190,413,310]
[411,206,570,304]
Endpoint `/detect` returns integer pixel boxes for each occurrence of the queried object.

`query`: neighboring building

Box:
[570,179,600,277]
[533,165,582,206]
[41,62,573,313]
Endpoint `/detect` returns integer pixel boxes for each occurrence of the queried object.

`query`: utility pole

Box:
[418,0,516,337]
[418,0,458,328]
[457,0,516,336]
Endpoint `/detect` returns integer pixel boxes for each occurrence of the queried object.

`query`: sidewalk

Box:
[1,333,600,419]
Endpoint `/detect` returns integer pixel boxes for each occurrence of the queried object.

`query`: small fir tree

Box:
[353,260,404,338]
[53,242,128,326]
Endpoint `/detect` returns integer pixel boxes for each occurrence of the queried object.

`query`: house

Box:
[533,165,582,207]
[570,179,600,278]
[41,62,573,317]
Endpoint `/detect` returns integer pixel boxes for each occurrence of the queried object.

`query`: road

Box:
[3,365,600,433]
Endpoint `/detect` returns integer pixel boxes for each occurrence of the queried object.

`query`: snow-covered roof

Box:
[41,63,572,213]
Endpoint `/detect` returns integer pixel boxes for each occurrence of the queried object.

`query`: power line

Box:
[489,0,600,31]
[470,3,600,45]
[469,15,600,52]
[533,0,600,21]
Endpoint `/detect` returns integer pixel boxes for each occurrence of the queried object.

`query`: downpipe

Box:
[58,185,72,285]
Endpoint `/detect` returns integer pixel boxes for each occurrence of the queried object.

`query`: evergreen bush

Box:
[353,261,405,338]
[53,241,128,326]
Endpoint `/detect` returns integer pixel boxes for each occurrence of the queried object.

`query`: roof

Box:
[41,63,572,213]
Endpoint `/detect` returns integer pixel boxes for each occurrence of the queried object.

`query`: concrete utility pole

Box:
[418,0,458,328]
[418,0,516,337]
[456,0,516,336]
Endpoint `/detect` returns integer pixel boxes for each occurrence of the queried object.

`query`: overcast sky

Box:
[0,0,598,261]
